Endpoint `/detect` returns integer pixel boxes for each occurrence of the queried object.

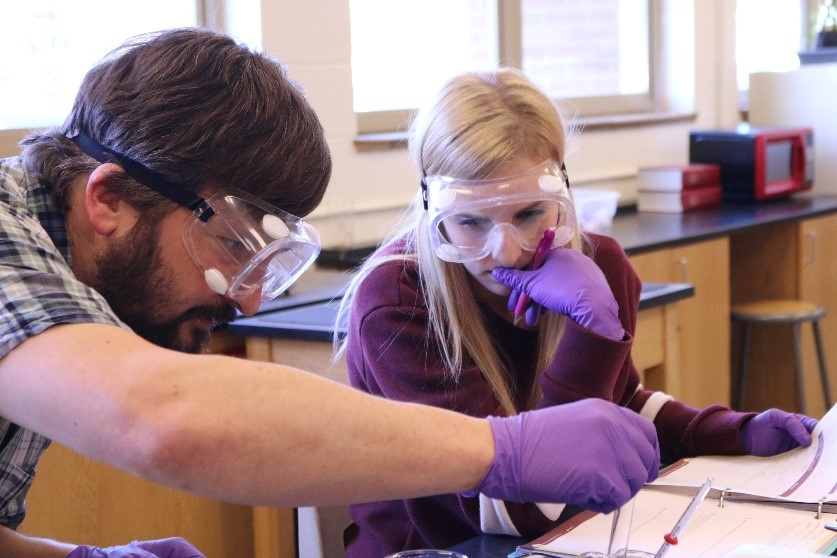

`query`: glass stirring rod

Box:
[654,476,713,558]
[605,506,623,556]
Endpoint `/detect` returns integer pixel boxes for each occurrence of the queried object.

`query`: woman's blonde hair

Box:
[336,68,585,415]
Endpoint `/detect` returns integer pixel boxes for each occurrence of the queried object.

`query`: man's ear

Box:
[85,163,137,236]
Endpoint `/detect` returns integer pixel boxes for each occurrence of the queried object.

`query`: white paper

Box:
[650,404,837,504]
[528,490,837,557]
[521,405,837,557]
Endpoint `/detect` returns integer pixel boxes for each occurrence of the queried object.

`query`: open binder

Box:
[648,404,837,515]
[514,405,837,557]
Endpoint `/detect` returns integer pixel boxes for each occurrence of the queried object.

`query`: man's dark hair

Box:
[21,27,331,218]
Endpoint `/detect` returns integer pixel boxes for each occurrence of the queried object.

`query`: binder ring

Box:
[719,488,730,508]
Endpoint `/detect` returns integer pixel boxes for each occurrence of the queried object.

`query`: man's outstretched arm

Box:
[0,323,658,508]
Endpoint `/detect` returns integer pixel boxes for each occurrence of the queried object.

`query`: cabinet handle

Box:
[804,229,818,266]
[677,257,689,282]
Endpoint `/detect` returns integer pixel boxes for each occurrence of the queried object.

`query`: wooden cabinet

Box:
[799,214,837,416]
[632,302,683,397]
[22,445,255,557]
[729,215,837,417]
[21,332,258,558]
[628,215,837,416]
[629,238,731,408]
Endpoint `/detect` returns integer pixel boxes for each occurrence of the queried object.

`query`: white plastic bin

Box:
[571,188,621,233]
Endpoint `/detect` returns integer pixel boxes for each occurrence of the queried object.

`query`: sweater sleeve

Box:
[538,234,753,464]
[537,235,636,408]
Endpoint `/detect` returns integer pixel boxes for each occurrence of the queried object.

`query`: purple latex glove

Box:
[67,538,205,558]
[740,408,818,456]
[467,398,660,513]
[492,248,624,339]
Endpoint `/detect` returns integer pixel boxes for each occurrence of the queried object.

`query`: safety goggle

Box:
[70,132,320,302]
[421,159,576,263]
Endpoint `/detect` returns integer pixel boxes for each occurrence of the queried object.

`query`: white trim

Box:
[639,390,674,421]
[478,493,520,536]
[535,502,567,522]
[477,494,567,536]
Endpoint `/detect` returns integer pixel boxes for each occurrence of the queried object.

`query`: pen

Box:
[513,228,556,326]
[826,523,837,533]
[653,476,713,558]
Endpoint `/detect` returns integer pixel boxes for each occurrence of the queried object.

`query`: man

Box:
[0,28,660,557]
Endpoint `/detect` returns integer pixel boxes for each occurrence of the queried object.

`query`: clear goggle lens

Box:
[425,160,576,263]
[182,189,321,301]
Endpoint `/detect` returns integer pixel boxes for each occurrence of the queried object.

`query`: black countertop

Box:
[226,281,694,341]
[612,195,837,254]
[225,194,837,341]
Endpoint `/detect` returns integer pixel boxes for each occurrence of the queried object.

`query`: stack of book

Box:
[636,163,722,213]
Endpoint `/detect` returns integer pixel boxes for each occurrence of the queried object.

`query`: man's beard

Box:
[91,220,237,353]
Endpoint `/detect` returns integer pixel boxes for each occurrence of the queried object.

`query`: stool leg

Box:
[737,322,752,411]
[811,320,833,410]
[792,323,807,415]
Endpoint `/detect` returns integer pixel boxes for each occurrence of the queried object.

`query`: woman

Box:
[334,67,816,556]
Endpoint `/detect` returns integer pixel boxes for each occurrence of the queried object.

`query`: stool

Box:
[732,300,832,414]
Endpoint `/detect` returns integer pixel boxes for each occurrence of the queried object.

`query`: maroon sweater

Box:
[344,233,751,556]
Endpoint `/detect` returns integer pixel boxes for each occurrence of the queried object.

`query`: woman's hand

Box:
[492,248,624,339]
[740,409,818,456]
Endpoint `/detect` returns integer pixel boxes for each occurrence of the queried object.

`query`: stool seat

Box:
[732,299,831,413]
[732,300,826,323]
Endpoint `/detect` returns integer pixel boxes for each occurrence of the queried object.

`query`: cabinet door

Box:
[670,239,731,408]
[630,237,731,408]
[799,214,837,417]
[23,445,254,557]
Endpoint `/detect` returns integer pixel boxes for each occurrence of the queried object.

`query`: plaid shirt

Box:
[0,157,123,529]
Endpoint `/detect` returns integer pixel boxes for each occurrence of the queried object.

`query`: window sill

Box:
[353,110,697,152]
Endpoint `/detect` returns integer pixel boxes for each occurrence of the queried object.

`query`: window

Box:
[349,0,655,134]
[735,0,806,94]
[0,1,201,131]
[349,0,499,129]
[519,0,650,115]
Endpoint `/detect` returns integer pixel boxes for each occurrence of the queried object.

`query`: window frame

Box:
[737,0,815,114]
[355,0,662,135]
[0,0,211,156]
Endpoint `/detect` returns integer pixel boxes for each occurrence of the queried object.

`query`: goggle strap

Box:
[193,201,216,222]
[69,132,208,214]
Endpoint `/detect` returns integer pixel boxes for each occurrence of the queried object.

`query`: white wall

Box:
[254,0,741,249]
[749,64,837,196]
